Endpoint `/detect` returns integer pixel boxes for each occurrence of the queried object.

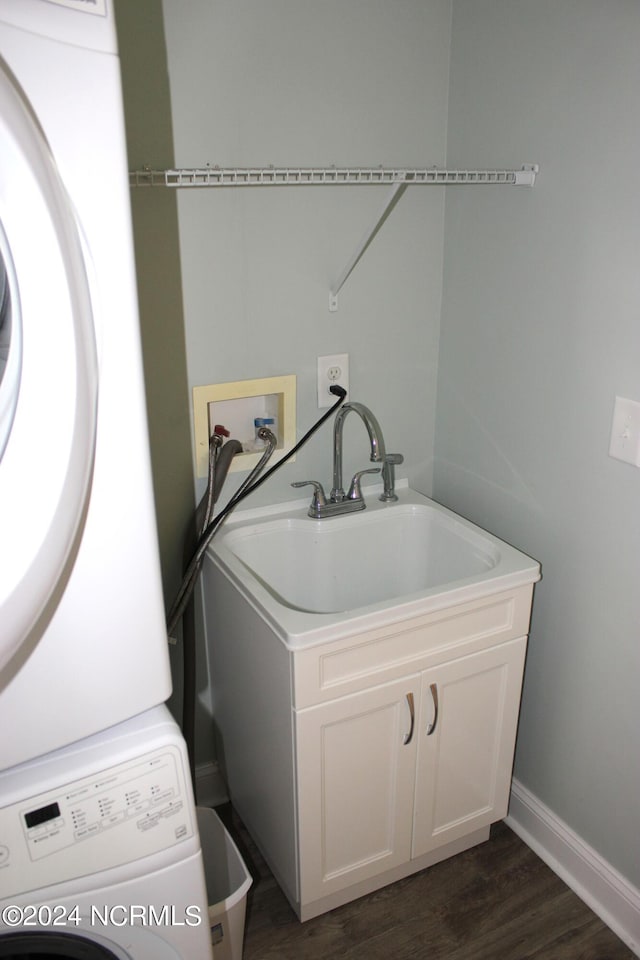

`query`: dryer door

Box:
[0,57,97,681]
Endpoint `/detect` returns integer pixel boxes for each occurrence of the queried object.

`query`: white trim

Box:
[506,779,640,957]
[195,760,229,809]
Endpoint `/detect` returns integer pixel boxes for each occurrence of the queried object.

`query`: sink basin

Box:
[205,485,541,649]
[222,501,497,615]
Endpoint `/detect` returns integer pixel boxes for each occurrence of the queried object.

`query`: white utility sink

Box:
[206,484,540,649]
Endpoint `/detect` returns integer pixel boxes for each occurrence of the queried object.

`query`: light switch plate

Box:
[609,396,640,466]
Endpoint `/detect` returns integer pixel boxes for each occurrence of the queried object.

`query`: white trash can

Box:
[197,806,253,960]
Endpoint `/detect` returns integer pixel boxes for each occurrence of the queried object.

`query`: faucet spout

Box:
[331,402,386,501]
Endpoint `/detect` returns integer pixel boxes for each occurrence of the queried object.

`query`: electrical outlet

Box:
[609,396,640,466]
[317,354,349,408]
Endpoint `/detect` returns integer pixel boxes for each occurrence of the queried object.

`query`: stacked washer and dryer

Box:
[0,1,213,957]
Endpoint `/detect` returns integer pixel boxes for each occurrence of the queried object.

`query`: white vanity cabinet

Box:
[204,560,536,922]
[295,636,527,909]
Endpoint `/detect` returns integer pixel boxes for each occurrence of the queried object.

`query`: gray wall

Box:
[436,0,640,888]
[161,0,451,507]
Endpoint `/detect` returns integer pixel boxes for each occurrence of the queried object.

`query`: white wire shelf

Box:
[130,163,539,309]
[129,164,538,188]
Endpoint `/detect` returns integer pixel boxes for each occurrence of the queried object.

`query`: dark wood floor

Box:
[219,809,635,960]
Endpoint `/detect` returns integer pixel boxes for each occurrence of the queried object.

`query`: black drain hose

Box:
[177,384,347,792]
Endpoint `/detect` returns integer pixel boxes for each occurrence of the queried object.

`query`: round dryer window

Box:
[0,57,98,679]
[0,926,187,958]
[0,930,125,957]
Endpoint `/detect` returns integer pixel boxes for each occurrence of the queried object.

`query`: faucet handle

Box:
[347,468,380,501]
[291,480,327,513]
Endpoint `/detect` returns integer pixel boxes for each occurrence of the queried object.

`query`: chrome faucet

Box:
[329,402,384,501]
[292,401,403,518]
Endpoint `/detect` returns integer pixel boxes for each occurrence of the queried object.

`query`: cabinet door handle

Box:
[426,683,439,736]
[403,692,415,745]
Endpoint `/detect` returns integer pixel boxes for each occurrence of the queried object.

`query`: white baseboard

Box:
[194,760,229,808]
[506,779,640,957]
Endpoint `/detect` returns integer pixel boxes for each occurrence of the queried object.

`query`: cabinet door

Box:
[296,675,420,905]
[412,637,527,859]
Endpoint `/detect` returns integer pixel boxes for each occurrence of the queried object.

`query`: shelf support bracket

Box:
[329,181,408,312]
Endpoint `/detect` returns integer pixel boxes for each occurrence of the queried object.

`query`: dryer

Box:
[0,0,172,769]
[0,704,213,959]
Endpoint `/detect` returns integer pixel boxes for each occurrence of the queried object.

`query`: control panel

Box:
[0,744,194,899]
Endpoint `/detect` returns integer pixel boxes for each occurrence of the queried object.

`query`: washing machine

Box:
[0,0,172,771]
[0,704,213,959]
